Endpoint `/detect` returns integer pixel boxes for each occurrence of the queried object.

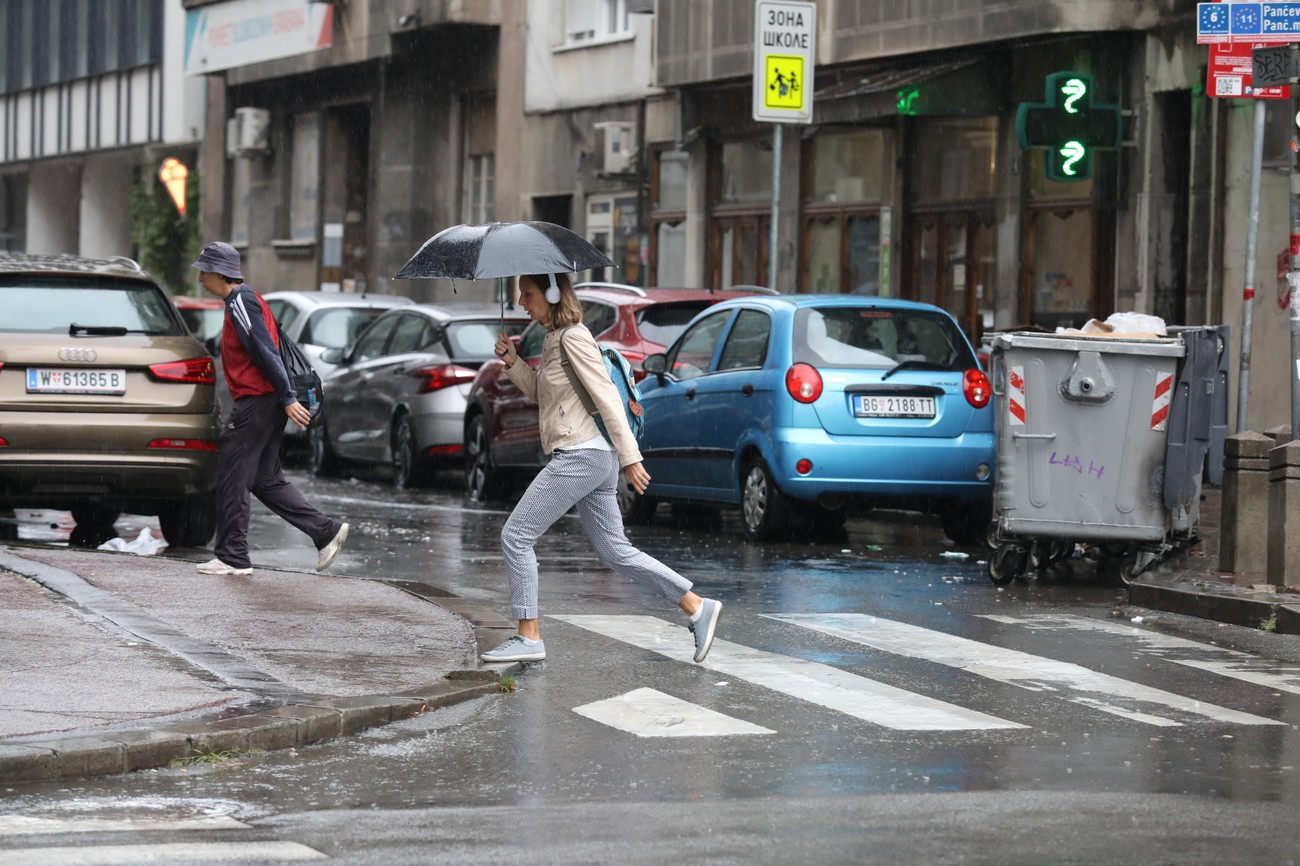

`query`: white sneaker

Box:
[196,558,253,576]
[480,635,547,663]
[317,523,349,571]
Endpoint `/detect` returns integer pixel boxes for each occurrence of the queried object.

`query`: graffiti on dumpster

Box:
[1049,452,1105,479]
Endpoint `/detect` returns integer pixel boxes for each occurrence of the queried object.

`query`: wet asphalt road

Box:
[3,468,1300,864]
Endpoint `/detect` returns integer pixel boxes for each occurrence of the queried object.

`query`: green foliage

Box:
[130,161,201,295]
[1260,613,1278,633]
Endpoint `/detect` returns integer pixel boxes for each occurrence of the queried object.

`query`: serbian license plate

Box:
[26,368,127,395]
[853,395,935,418]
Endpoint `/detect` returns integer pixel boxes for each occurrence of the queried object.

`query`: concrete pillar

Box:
[1267,439,1300,587]
[1219,431,1272,575]
[27,161,80,254]
[79,153,134,259]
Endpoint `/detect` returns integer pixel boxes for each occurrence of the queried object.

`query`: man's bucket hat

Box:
[192,241,243,280]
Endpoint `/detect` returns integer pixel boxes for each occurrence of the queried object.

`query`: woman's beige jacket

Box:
[503,323,643,469]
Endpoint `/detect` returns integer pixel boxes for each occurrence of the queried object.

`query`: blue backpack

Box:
[558,329,645,443]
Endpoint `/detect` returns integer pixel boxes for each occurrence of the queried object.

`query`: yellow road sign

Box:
[764,56,805,110]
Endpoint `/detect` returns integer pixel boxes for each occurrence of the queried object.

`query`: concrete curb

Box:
[0,673,504,784]
[1127,580,1300,633]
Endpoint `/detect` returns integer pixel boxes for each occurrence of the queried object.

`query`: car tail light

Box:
[426,443,464,457]
[149,358,216,384]
[147,438,218,452]
[796,458,813,475]
[0,437,8,447]
[785,363,823,403]
[412,364,478,394]
[963,368,992,408]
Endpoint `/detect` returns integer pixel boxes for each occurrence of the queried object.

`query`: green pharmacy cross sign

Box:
[1015,72,1122,182]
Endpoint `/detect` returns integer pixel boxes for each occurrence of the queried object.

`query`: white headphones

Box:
[544,273,561,304]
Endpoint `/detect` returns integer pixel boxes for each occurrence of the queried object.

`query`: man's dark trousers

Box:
[215,392,339,569]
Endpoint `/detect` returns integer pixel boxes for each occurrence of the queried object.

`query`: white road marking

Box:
[573,687,774,737]
[551,615,1026,731]
[981,613,1300,695]
[0,816,249,836]
[0,841,326,865]
[769,613,1283,726]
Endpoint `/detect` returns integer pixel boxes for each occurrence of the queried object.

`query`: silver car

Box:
[310,303,529,487]
[262,291,414,443]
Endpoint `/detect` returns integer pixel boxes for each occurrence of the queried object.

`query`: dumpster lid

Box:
[992,331,1185,357]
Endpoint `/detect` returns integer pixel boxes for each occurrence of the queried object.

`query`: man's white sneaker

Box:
[317,523,349,571]
[196,558,253,576]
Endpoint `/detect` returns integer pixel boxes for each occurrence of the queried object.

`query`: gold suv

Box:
[0,254,220,546]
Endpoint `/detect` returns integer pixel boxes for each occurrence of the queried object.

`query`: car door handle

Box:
[742,384,754,396]
[686,388,696,400]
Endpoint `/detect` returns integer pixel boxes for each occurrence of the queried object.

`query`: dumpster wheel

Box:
[988,545,1027,586]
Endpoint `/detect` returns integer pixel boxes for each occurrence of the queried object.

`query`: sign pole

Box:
[1238,98,1265,431]
[1292,47,1300,442]
[769,123,782,287]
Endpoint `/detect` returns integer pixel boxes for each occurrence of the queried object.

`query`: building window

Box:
[564,0,631,46]
[801,129,886,295]
[907,117,997,205]
[466,154,495,224]
[289,112,321,242]
[650,147,688,286]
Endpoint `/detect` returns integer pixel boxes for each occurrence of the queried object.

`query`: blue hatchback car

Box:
[632,295,995,543]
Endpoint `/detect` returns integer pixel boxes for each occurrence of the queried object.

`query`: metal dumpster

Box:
[987,332,1189,584]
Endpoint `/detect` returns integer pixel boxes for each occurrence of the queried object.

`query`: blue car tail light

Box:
[785,363,823,403]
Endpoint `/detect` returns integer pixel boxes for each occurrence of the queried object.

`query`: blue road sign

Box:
[1200,2,1231,35]
[1200,3,1300,40]
[1234,3,1262,35]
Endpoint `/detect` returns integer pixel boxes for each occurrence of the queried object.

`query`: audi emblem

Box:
[58,348,97,362]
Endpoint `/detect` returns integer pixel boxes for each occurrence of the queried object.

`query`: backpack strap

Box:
[557,327,599,418]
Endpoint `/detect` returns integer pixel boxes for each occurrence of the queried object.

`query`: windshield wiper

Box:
[881,359,947,380]
[70,324,129,337]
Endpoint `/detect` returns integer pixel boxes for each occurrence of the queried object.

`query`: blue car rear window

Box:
[794,306,974,370]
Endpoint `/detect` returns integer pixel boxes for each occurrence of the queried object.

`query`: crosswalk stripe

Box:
[573,687,775,737]
[768,613,1283,726]
[551,615,1026,731]
[980,613,1300,695]
[0,841,327,865]
[0,816,249,836]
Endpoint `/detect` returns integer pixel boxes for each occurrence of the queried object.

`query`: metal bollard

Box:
[1267,439,1300,587]
[1219,432,1272,575]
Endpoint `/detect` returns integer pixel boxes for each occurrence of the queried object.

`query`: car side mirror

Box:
[320,346,344,365]
[643,352,668,383]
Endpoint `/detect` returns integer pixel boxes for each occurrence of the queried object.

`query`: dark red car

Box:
[463,283,775,504]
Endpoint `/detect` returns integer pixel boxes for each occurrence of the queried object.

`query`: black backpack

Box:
[277,322,323,424]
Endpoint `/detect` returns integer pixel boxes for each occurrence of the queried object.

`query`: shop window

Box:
[719,140,772,205]
[1029,208,1093,330]
[907,117,997,204]
[806,129,883,205]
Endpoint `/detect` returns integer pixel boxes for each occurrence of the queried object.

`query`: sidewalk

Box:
[1116,487,1300,633]
[0,543,519,784]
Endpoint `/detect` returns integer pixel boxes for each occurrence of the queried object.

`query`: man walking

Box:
[192,241,349,576]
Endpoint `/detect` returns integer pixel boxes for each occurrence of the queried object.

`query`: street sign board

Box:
[1251,43,1299,85]
[1198,2,1300,43]
[752,0,816,124]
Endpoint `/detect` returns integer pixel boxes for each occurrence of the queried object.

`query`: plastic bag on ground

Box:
[97,526,168,556]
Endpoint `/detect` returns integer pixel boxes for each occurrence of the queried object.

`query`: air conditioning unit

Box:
[593,121,636,176]
[226,107,271,158]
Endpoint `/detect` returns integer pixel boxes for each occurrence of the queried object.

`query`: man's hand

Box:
[624,461,651,495]
[285,400,311,430]
[495,332,519,369]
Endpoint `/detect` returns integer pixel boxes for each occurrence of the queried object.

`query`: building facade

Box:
[3,1,1295,431]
